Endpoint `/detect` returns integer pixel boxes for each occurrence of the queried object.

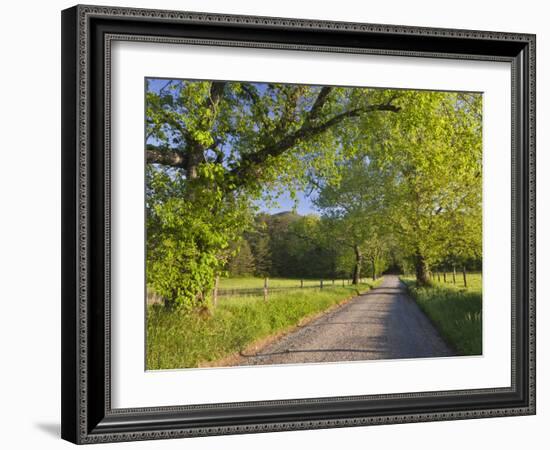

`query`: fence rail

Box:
[213,277,374,303]
[218,284,324,297]
[148,278,372,305]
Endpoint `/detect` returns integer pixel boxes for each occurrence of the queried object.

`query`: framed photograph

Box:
[61,4,536,444]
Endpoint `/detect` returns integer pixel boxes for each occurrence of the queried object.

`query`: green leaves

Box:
[315,90,482,279]
[145,78,482,303]
[146,164,254,309]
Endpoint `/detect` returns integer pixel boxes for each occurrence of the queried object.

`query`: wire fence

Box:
[213,277,372,304]
[147,278,373,305]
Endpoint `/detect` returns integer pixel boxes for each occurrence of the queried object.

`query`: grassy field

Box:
[147,279,378,369]
[400,273,482,356]
[218,277,364,290]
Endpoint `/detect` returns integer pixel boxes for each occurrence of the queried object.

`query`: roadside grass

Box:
[400,274,482,356]
[147,279,379,370]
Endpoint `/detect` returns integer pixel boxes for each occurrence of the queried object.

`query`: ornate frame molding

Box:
[61,5,536,444]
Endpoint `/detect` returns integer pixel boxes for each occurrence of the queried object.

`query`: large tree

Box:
[368,91,482,284]
[314,91,482,286]
[146,81,400,189]
[145,80,400,307]
[315,153,390,284]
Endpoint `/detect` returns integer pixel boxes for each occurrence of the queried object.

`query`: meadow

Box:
[147,278,377,369]
[400,273,482,356]
[218,277,357,290]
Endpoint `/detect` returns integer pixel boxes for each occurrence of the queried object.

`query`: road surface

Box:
[240,275,453,365]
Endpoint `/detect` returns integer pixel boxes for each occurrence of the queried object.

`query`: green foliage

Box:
[146,164,253,309]
[314,155,392,280]
[249,232,271,276]
[226,240,256,277]
[238,212,354,279]
[145,78,484,367]
[146,78,482,306]
[145,80,401,307]
[370,91,483,276]
[313,91,483,283]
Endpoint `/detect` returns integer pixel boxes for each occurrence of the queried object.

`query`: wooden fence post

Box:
[213,275,219,307]
[320,280,324,289]
[264,277,268,301]
[300,279,304,288]
[462,267,467,287]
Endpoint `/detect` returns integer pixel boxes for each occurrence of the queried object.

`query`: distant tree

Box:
[264,212,301,277]
[315,153,389,284]
[362,233,388,280]
[285,215,339,279]
[227,240,256,276]
[250,236,271,277]
[244,212,344,279]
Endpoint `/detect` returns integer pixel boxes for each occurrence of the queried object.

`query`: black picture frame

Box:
[61,4,536,444]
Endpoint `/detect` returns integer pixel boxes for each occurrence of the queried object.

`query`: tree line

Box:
[226,211,389,281]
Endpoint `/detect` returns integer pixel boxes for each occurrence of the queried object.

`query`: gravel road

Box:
[240,275,454,366]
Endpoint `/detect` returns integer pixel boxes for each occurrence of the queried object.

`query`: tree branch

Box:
[234,102,400,180]
[146,145,187,169]
[208,81,226,109]
[148,82,227,174]
[307,86,332,122]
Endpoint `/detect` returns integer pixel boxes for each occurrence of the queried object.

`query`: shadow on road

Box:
[246,347,388,357]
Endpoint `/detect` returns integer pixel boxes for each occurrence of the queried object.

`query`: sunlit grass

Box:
[401,274,482,356]
[218,276,363,290]
[147,280,378,370]
[430,271,482,293]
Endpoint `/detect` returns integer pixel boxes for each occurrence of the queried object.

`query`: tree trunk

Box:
[186,142,205,180]
[415,251,430,286]
[371,258,377,280]
[352,245,362,285]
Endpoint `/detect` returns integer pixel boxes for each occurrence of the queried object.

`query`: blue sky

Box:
[257,190,318,215]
